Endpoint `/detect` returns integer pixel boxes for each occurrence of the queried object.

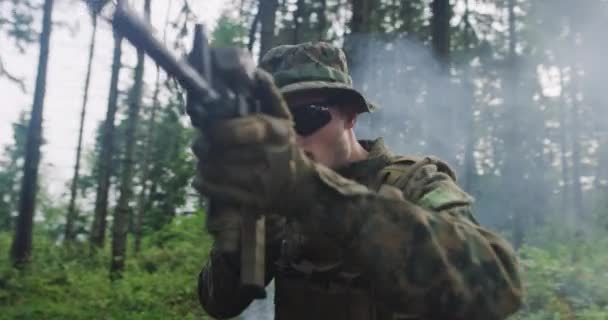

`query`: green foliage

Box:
[0,0,39,90]
[512,232,608,319]
[0,112,29,231]
[143,103,196,231]
[2,212,607,319]
[0,212,212,320]
[211,13,247,47]
[0,0,38,51]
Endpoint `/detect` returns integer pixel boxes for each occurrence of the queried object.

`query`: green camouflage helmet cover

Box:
[259,42,376,113]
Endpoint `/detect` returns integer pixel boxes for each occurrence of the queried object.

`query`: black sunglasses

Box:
[290,104,333,136]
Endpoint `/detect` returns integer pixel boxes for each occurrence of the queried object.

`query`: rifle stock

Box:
[112,3,266,299]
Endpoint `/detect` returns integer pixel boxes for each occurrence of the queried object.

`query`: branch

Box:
[247,10,260,52]
[0,56,26,93]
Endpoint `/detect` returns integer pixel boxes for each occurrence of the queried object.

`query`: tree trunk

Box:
[10,0,55,267]
[350,0,371,34]
[557,64,571,219]
[597,137,608,190]
[431,0,451,70]
[569,67,584,220]
[461,0,476,192]
[111,0,150,277]
[259,0,278,59]
[344,0,371,71]
[317,0,327,40]
[505,0,524,248]
[247,11,260,52]
[428,0,455,165]
[133,69,158,254]
[65,15,98,242]
[134,0,170,254]
[90,0,124,249]
[293,0,304,43]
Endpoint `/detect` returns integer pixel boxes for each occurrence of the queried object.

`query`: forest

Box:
[1,0,608,319]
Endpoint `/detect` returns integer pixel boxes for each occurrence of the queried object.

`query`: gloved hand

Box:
[191,69,319,217]
[192,69,373,270]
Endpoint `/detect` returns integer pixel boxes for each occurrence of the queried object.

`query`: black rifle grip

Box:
[240,214,267,299]
[208,202,266,299]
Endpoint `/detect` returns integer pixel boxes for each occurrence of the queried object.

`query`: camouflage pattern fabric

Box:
[198,139,523,320]
[259,42,376,113]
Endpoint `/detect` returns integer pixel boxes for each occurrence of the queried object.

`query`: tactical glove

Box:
[192,69,331,217]
[191,69,372,265]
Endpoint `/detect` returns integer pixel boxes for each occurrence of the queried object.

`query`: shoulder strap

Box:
[373,155,456,192]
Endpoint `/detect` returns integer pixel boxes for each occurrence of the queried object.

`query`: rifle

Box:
[112,2,266,299]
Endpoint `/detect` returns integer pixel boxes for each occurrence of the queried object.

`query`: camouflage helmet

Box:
[259,42,375,113]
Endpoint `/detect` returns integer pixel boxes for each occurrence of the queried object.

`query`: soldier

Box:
[193,42,523,320]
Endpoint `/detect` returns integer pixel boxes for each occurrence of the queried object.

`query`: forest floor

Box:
[1,212,607,320]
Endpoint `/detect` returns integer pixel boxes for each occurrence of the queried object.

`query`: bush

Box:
[512,235,608,319]
[1,211,607,319]
[0,212,213,320]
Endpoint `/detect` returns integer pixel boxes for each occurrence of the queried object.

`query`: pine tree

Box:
[11,0,55,267]
[134,0,174,254]
[110,0,151,277]
[258,0,278,58]
[90,0,124,249]
[65,1,104,242]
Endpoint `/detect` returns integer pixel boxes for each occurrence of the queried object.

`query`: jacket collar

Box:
[335,138,394,186]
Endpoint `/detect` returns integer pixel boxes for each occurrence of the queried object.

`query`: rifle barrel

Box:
[112,2,219,101]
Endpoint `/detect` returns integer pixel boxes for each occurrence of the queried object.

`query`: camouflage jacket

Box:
[198,139,523,320]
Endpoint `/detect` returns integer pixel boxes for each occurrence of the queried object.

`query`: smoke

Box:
[348,34,466,163]
[240,1,608,318]
[242,1,608,315]
[346,1,608,235]
[238,34,476,320]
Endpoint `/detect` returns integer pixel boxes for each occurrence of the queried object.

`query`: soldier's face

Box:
[287,93,356,168]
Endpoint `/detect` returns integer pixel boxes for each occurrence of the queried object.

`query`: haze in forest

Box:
[346,1,608,232]
[0,0,226,198]
[244,1,608,318]
[2,0,608,319]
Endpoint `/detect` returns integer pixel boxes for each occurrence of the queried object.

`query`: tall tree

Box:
[428,0,456,165]
[317,0,327,40]
[293,0,304,43]
[350,0,371,34]
[10,0,55,267]
[461,0,476,192]
[557,63,571,218]
[247,10,260,51]
[65,3,102,242]
[110,0,150,276]
[143,102,195,231]
[430,0,451,70]
[569,66,584,220]
[503,0,525,247]
[90,0,124,249]
[258,0,278,58]
[345,0,374,75]
[134,0,173,254]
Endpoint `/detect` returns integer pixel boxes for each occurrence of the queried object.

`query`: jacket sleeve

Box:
[198,224,282,319]
[307,161,523,319]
